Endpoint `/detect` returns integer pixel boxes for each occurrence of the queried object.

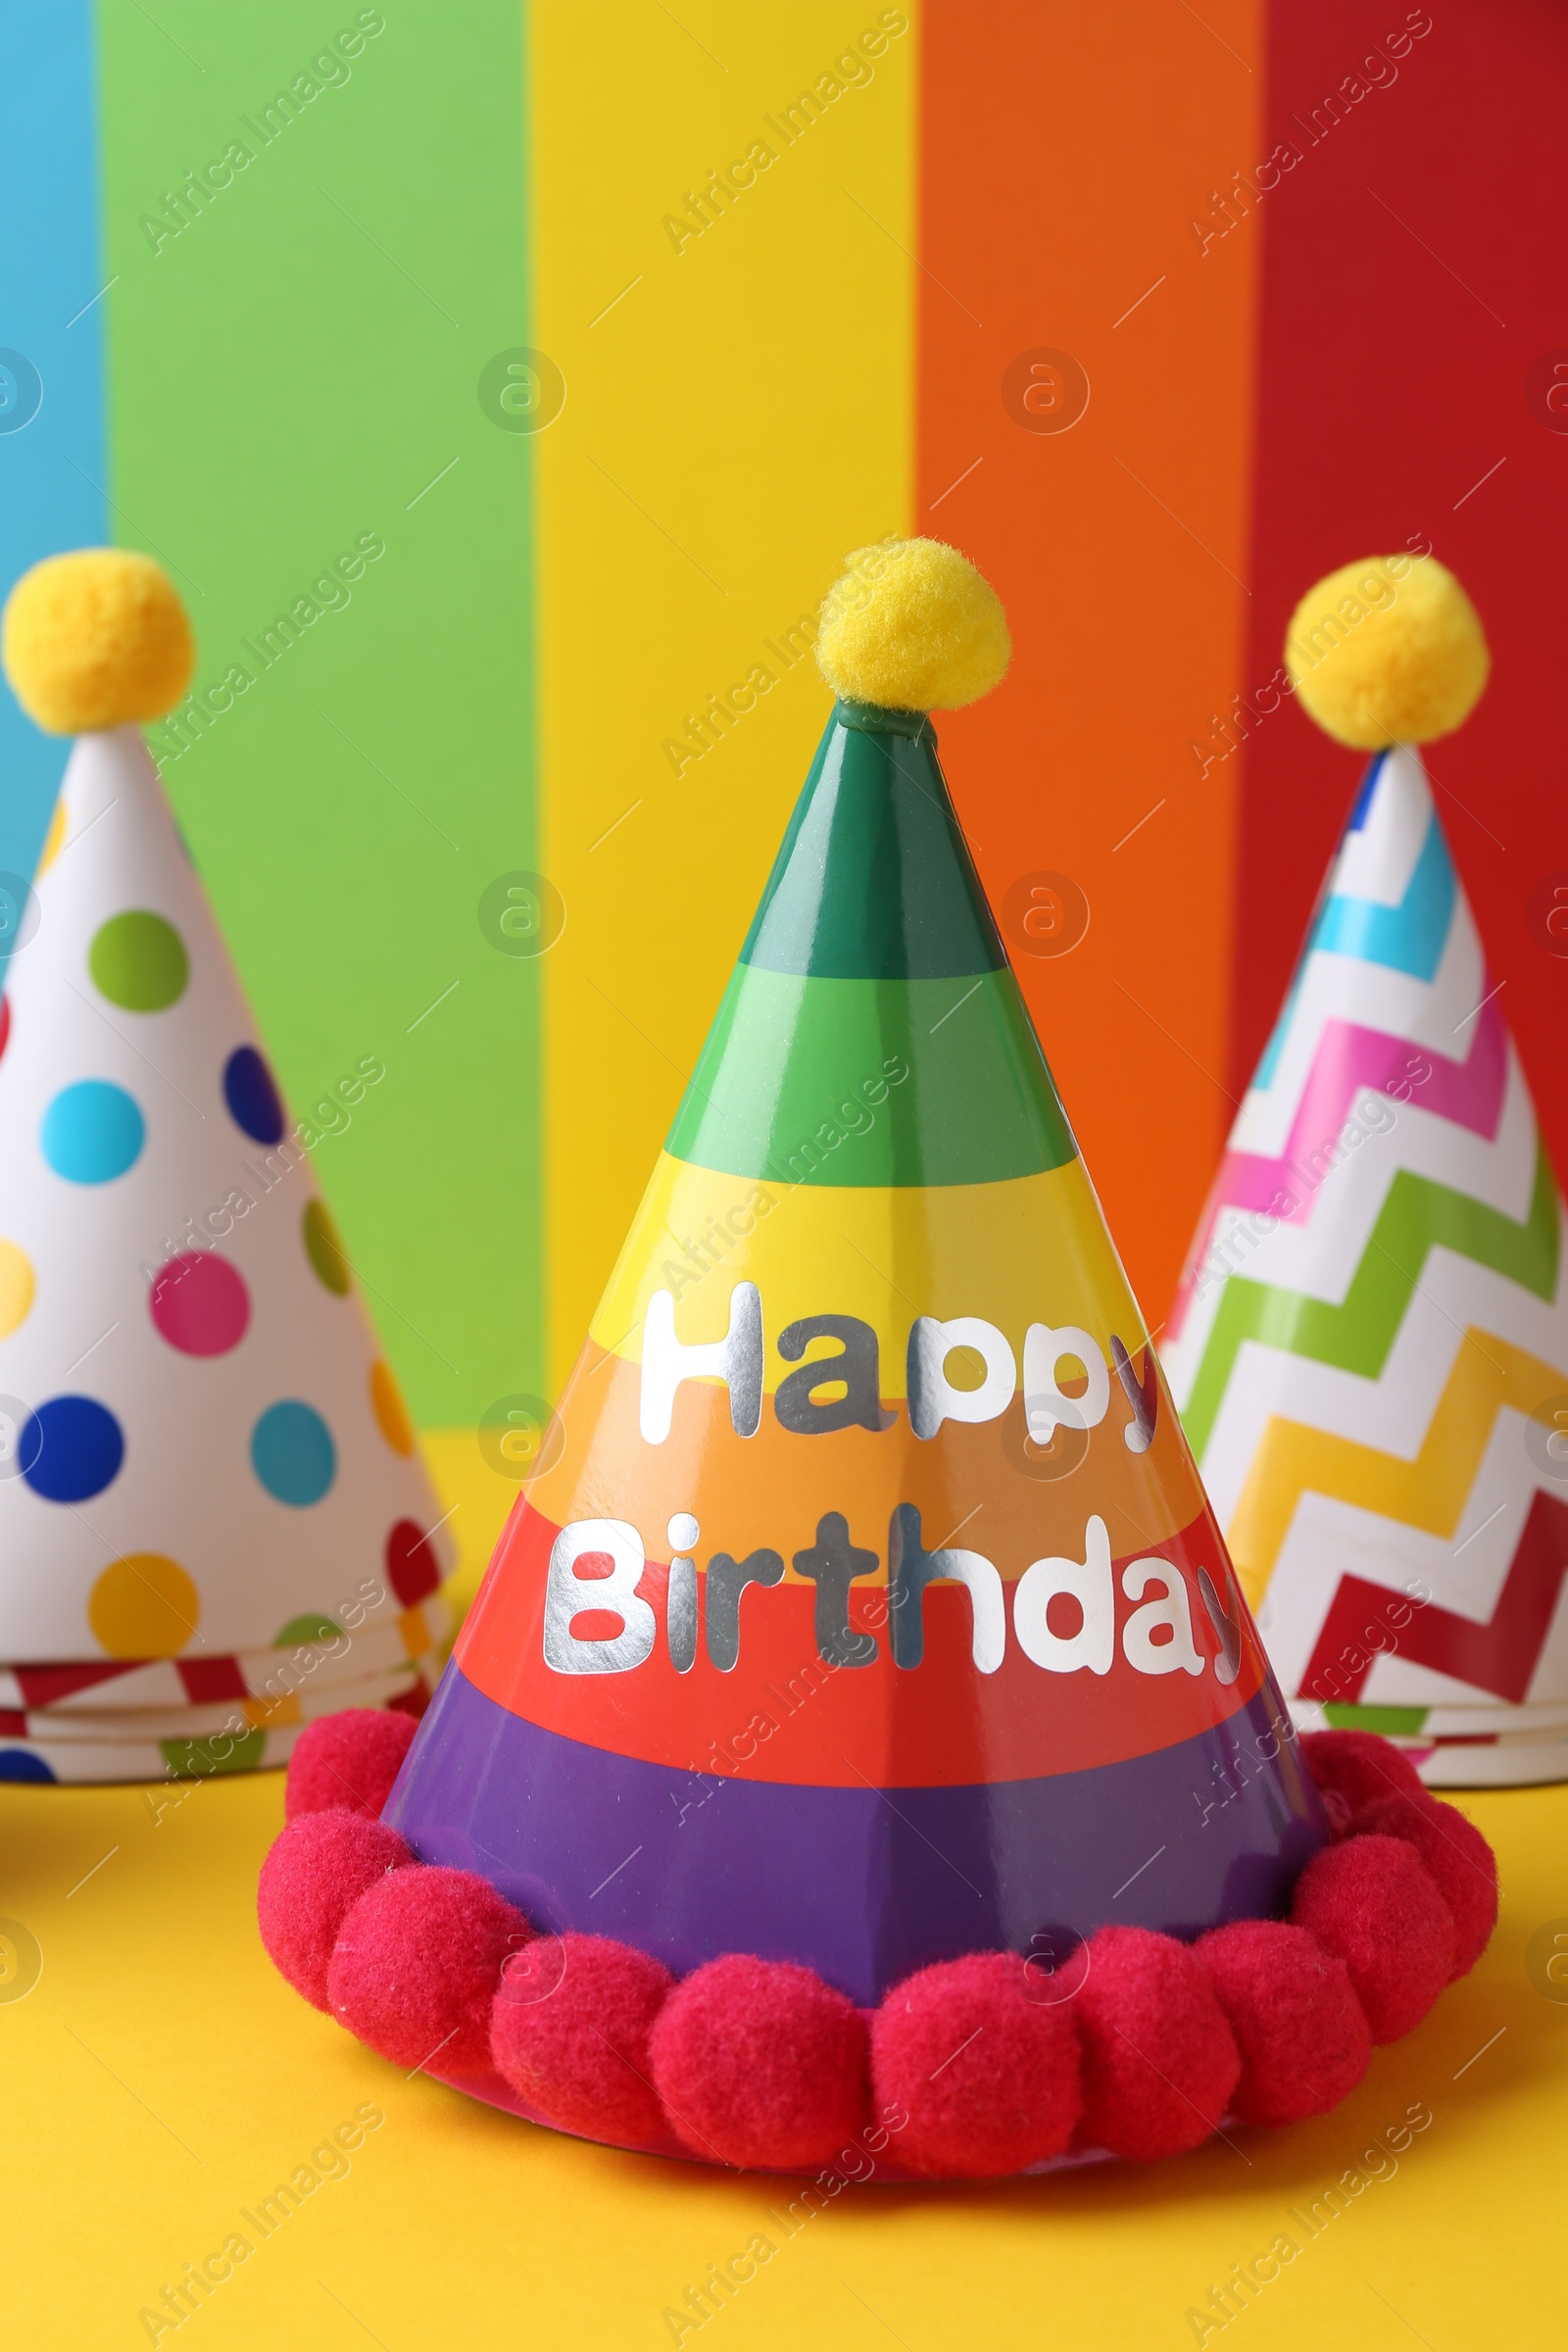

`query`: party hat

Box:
[1164,555,1568,1788]
[263,542,1495,2182]
[0,551,453,1782]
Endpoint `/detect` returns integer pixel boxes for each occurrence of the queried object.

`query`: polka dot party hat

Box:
[252,544,1493,2184]
[0,551,452,1779]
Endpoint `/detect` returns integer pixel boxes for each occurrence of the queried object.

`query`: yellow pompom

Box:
[3,549,195,734]
[815,537,1010,712]
[1284,554,1489,749]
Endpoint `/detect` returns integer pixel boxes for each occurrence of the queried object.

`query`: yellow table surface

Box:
[5,1440,1564,2349]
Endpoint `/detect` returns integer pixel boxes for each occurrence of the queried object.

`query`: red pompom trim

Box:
[1349,1790,1498,1980]
[1299,1728,1424,1836]
[1291,1833,1454,2042]
[258,1727,1498,2177]
[1195,1919,1370,2127]
[258,1808,411,2011]
[871,1951,1082,2177]
[648,1954,868,2171]
[284,1707,416,1823]
[491,1933,672,2146]
[1074,1926,1241,2161]
[328,1864,531,2078]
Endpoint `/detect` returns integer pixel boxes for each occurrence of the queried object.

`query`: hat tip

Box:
[815,536,1010,713]
[3,548,195,734]
[1284,553,1489,750]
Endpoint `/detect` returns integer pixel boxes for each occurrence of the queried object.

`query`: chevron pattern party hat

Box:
[0,552,451,1781]
[1165,555,1568,1788]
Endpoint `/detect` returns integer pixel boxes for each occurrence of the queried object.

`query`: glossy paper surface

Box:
[389,705,1323,2000]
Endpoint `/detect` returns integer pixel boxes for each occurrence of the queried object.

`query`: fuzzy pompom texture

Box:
[3,549,195,733]
[327,1865,531,2078]
[285,1707,416,1823]
[1291,1833,1454,2042]
[1074,1927,1241,2162]
[1350,1791,1498,1980]
[648,1954,868,2171]
[1300,1728,1424,1837]
[257,1809,412,2011]
[1285,554,1488,748]
[814,537,1009,713]
[1195,1920,1371,2129]
[870,1951,1082,2178]
[490,1934,672,2148]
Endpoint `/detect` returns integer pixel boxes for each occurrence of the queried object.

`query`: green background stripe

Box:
[740,712,1004,980]
[666,963,1078,1187]
[95,2,540,1423]
[1183,1141,1559,1459]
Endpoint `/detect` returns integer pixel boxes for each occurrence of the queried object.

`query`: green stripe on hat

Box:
[740,707,1005,981]
[665,962,1077,1187]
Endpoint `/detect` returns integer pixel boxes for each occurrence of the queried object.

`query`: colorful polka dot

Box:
[20,1395,124,1502]
[369,1360,415,1455]
[303,1199,351,1295]
[0,1240,33,1338]
[274,1612,340,1645]
[88,909,188,1011]
[88,1551,200,1658]
[0,1751,55,1784]
[40,1079,144,1184]
[251,1399,336,1506]
[386,1518,441,1605]
[148,1250,250,1357]
[222,1044,285,1145]
[35,798,66,876]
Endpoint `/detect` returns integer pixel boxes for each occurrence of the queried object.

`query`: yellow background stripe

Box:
[531,8,917,1398]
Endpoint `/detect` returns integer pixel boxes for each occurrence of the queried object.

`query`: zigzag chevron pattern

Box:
[1230,1327,1565,1582]
[1179,1139,1558,1459]
[1167,990,1508,1347]
[1250,748,1458,1093]
[1170,745,1568,1755]
[1300,1488,1568,1707]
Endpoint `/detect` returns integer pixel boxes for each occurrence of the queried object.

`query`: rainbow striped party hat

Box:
[1165,556,1568,1788]
[0,553,451,1782]
[384,540,1321,2015]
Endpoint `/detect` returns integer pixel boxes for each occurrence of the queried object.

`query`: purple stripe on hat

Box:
[385,1663,1328,2008]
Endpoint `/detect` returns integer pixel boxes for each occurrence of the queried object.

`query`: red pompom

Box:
[1195,1919,1370,2128]
[1074,1927,1241,2161]
[1350,1792,1498,1979]
[328,1865,531,2077]
[491,1934,672,2147]
[870,1951,1082,2178]
[1299,1729,1424,1834]
[284,1707,416,1822]
[1291,1833,1454,2041]
[648,1954,867,2170]
[257,1809,411,2011]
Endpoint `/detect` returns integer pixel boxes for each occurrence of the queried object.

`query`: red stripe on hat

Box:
[456,1499,1267,1788]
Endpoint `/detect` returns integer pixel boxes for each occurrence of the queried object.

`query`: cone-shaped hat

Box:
[385,541,1320,1994]
[266,546,1498,2180]
[0,553,451,1780]
[1165,556,1568,1788]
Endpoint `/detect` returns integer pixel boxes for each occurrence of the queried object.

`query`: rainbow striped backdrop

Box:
[4,4,1566,1574]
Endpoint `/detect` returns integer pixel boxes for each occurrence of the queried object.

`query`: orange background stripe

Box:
[914,0,1262,1332]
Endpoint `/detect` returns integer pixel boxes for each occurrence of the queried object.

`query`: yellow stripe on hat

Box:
[588,1153,1148,1393]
